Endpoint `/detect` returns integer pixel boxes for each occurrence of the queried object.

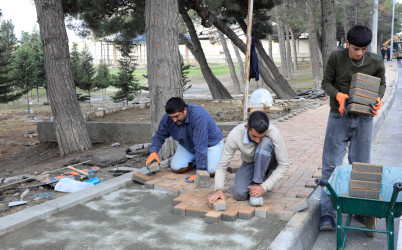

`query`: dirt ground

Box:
[0,71,324,217]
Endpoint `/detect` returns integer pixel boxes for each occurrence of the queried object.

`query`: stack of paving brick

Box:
[346,73,380,115]
[349,162,383,200]
[195,170,210,188]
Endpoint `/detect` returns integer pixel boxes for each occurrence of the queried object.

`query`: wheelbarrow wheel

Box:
[365,216,376,237]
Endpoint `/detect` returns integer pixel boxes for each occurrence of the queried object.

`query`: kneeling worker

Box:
[146,97,223,175]
[208,111,289,206]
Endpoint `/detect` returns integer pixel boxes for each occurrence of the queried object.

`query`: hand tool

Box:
[8,189,29,207]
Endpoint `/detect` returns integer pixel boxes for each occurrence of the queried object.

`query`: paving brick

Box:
[173,191,197,203]
[346,103,372,116]
[305,180,318,188]
[349,180,381,190]
[352,162,383,173]
[205,210,222,224]
[196,170,210,182]
[222,207,239,222]
[296,188,314,198]
[173,202,192,216]
[132,172,153,184]
[168,188,179,196]
[212,199,227,211]
[147,161,160,173]
[348,95,377,106]
[351,72,381,85]
[144,178,162,189]
[267,208,295,221]
[249,196,264,206]
[195,178,210,188]
[350,171,382,182]
[238,206,255,220]
[225,198,237,204]
[349,187,380,200]
[287,198,309,212]
[154,182,172,192]
[185,204,211,217]
[350,80,380,93]
[349,88,378,100]
[153,171,168,177]
[254,204,272,218]
[312,171,322,178]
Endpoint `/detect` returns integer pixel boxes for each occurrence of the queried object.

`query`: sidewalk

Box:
[0,61,398,249]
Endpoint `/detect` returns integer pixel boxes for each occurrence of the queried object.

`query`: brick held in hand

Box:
[346,103,372,116]
[348,95,376,106]
[349,88,378,101]
[351,73,381,85]
[350,80,380,93]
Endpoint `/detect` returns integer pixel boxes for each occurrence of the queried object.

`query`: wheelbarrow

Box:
[316,165,402,250]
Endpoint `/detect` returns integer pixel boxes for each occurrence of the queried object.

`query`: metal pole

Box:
[390,0,395,61]
[242,0,254,121]
[370,0,378,53]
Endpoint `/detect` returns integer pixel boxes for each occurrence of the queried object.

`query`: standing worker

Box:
[319,25,386,230]
[381,46,387,61]
[146,97,223,177]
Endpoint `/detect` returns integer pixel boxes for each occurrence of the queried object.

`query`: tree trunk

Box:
[289,28,299,70]
[34,0,91,157]
[307,0,322,88]
[146,0,181,160]
[232,43,245,86]
[285,25,293,78]
[268,34,273,59]
[276,18,288,78]
[218,31,241,94]
[179,9,232,99]
[26,92,31,114]
[36,84,40,102]
[321,0,337,70]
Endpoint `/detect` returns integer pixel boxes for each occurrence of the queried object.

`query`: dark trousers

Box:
[233,137,277,200]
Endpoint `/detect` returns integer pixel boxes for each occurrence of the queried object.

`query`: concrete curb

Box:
[268,71,399,250]
[0,172,134,237]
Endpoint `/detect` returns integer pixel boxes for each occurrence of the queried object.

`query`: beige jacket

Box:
[215,123,289,192]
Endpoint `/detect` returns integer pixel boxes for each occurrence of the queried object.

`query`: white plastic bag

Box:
[54,178,94,193]
[248,88,273,108]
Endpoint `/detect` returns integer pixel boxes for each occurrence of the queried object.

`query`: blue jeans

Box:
[320,112,373,218]
[170,140,223,174]
[234,137,277,201]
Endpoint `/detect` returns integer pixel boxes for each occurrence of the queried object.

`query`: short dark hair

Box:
[347,25,372,47]
[165,97,186,114]
[247,111,269,133]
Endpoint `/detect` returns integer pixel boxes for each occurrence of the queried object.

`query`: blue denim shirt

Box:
[150,104,223,170]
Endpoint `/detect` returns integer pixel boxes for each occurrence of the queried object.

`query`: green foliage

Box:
[70,43,82,87]
[111,43,140,105]
[0,19,20,103]
[180,54,191,92]
[94,62,110,90]
[78,46,96,94]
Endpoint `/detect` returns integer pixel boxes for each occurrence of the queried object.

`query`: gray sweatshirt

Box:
[214,123,290,192]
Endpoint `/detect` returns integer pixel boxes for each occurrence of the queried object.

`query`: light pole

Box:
[390,0,395,61]
[371,0,378,53]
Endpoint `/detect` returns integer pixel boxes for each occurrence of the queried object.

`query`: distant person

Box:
[319,25,386,231]
[386,46,391,61]
[146,97,223,177]
[207,111,289,207]
[381,46,387,61]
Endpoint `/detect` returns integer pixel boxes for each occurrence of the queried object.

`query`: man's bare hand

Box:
[248,184,265,197]
[207,189,225,207]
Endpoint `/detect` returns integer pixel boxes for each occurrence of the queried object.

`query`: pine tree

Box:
[0,19,19,103]
[180,54,191,92]
[77,46,96,107]
[111,43,140,105]
[10,45,35,112]
[70,43,82,87]
[94,62,110,100]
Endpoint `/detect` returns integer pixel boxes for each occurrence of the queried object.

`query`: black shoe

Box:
[354,215,366,225]
[319,215,336,231]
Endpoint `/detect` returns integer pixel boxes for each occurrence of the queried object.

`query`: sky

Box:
[1,0,401,42]
[0,0,85,43]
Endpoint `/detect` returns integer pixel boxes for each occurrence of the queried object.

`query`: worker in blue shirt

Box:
[146,97,223,176]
